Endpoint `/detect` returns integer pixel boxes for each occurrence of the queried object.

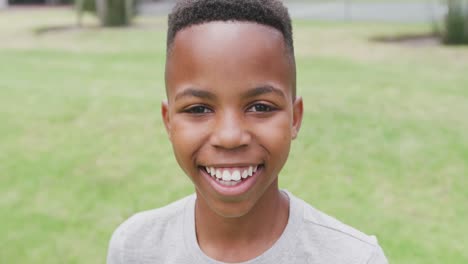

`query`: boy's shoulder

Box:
[301,198,378,245]
[114,194,194,237]
[290,193,387,263]
[107,195,195,263]
[123,194,193,225]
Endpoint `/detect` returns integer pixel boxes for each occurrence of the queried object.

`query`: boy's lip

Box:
[199,164,263,197]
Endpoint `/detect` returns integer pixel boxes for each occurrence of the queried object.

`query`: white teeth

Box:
[232,170,241,181]
[215,169,222,179]
[222,170,231,181]
[242,170,248,179]
[205,165,261,181]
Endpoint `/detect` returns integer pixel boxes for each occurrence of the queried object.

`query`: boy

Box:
[107,0,388,263]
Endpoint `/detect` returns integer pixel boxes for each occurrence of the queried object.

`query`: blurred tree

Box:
[76,0,134,27]
[443,0,468,44]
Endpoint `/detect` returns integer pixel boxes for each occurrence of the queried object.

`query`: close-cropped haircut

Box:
[166,0,294,57]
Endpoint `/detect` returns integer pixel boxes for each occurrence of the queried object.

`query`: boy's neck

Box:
[194,185,289,262]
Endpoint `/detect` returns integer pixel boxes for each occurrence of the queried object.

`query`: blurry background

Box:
[0,0,467,263]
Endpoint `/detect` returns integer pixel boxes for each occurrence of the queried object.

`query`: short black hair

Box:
[167,0,294,56]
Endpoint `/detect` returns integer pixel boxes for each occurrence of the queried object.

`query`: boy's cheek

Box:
[255,113,293,137]
[170,121,210,147]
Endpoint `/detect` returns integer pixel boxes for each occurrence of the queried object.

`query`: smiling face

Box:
[163,21,303,218]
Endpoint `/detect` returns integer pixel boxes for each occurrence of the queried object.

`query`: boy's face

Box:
[163,21,303,217]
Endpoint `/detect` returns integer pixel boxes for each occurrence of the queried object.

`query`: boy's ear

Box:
[292,96,303,140]
[161,100,172,141]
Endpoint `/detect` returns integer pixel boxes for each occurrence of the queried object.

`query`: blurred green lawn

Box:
[1,7,467,264]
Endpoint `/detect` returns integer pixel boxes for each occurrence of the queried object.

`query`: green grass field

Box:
[0,7,467,264]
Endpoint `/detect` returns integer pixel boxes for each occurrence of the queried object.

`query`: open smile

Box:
[198,164,264,196]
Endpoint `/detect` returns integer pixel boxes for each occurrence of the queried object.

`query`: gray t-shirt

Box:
[107,192,388,264]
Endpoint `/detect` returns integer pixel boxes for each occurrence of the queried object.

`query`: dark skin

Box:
[163,22,303,262]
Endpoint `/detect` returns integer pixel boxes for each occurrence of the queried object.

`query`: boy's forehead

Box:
[169,21,287,58]
[167,22,293,79]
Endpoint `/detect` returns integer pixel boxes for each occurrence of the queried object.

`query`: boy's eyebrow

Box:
[174,88,216,101]
[243,85,286,99]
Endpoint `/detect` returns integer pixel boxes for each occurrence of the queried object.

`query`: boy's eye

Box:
[184,105,212,114]
[247,103,275,112]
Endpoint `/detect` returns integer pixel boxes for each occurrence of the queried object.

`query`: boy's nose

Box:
[210,111,251,150]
